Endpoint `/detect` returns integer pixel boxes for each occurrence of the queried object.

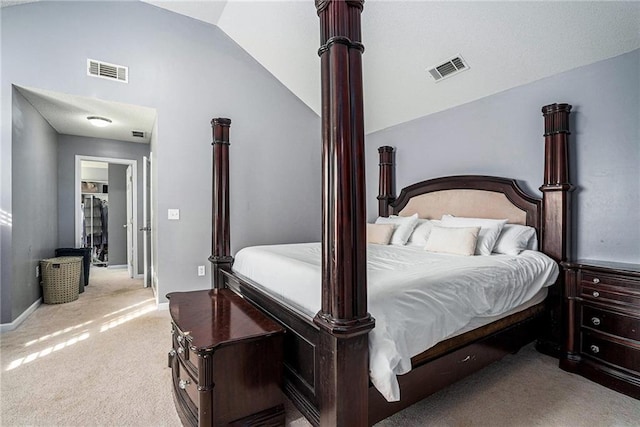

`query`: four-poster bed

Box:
[169,1,574,426]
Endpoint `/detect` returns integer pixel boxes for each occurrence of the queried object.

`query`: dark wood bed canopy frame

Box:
[208,1,573,425]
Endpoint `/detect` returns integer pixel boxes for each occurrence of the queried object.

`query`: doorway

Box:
[75,155,138,279]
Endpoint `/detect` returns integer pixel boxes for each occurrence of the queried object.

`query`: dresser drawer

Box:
[581,331,640,374]
[581,305,640,341]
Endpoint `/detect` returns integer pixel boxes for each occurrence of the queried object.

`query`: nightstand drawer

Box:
[581,271,640,294]
[172,355,199,421]
[581,305,640,341]
[581,270,640,292]
[581,285,640,309]
[177,358,199,407]
[581,331,640,374]
[172,325,198,377]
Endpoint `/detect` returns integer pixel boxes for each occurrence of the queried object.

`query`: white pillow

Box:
[424,225,480,256]
[440,215,508,256]
[406,219,435,247]
[493,224,538,255]
[375,213,419,245]
[366,223,395,245]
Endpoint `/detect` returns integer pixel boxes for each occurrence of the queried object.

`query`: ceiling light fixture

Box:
[87,116,112,127]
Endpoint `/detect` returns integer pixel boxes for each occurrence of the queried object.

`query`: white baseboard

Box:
[0,298,42,333]
[157,302,169,311]
[107,264,127,269]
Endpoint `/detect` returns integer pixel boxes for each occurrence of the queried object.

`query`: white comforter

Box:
[233,243,558,401]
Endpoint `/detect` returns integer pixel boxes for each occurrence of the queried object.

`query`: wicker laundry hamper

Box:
[40,256,82,304]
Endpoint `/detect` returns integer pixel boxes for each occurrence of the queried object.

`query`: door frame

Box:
[75,155,138,277]
[142,156,152,288]
[125,165,134,278]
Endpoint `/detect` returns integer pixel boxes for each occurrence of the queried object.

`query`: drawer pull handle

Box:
[590,344,600,354]
[592,277,600,284]
[591,317,601,326]
[592,291,600,298]
[169,348,176,357]
[177,347,184,354]
[178,379,191,390]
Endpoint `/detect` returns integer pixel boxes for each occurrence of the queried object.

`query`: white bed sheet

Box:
[233,243,558,402]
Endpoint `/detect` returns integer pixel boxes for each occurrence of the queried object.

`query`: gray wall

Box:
[366,49,640,264]
[2,1,321,319]
[107,164,128,266]
[58,135,150,274]
[5,88,59,323]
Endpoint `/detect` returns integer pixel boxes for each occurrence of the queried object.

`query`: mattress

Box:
[233,243,558,401]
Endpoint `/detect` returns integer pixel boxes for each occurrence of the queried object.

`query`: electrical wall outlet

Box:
[36,265,40,278]
[168,209,180,220]
[197,265,205,276]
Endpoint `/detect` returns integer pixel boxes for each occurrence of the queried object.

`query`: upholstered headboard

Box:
[388,175,542,229]
[398,189,527,224]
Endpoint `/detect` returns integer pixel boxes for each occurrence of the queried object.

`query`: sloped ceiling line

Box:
[153,1,640,133]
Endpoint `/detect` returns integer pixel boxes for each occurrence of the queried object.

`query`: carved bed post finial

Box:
[378,146,396,217]
[540,103,573,262]
[209,118,233,289]
[313,1,374,426]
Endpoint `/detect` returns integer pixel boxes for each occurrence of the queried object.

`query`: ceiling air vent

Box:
[132,131,145,138]
[427,55,469,82]
[87,59,128,83]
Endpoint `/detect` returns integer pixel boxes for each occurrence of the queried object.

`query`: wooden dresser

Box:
[167,288,285,426]
[561,260,640,399]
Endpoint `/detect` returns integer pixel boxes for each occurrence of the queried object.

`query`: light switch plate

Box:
[168,209,180,220]
[197,265,205,276]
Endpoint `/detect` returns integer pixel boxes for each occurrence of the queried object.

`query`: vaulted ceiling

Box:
[5,1,639,135]
[145,0,640,133]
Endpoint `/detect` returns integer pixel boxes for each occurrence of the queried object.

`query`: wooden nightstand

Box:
[561,260,640,399]
[167,288,285,426]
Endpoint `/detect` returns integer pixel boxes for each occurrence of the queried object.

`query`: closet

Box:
[81,161,109,265]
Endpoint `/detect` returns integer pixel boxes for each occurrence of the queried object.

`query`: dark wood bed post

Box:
[209,118,232,290]
[538,103,573,356]
[377,146,396,217]
[540,103,573,262]
[313,1,375,426]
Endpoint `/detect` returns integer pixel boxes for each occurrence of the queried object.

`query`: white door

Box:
[142,156,151,288]
[126,165,134,278]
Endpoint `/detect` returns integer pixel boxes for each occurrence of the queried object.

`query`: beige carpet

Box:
[1,267,638,426]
